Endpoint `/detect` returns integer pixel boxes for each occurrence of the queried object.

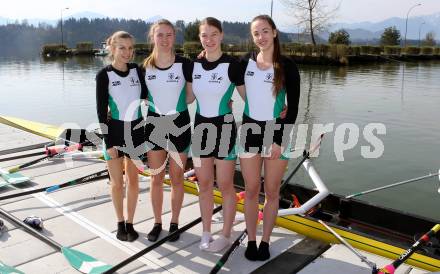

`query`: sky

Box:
[1,0,439,30]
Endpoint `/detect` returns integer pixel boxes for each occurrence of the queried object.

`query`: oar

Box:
[0,206,112,274]
[7,141,92,173]
[210,229,248,274]
[0,169,30,186]
[0,261,24,274]
[0,141,53,157]
[0,126,100,161]
[0,150,104,188]
[318,219,378,271]
[0,151,47,163]
[279,133,324,192]
[209,187,272,273]
[0,169,109,201]
[0,128,100,185]
[51,150,104,160]
[376,224,440,274]
[102,205,223,274]
[346,170,440,199]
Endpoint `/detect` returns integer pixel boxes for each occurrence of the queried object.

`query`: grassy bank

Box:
[42,42,440,65]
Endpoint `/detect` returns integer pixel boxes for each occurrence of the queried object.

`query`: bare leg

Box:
[125,157,140,223]
[147,150,167,224]
[168,152,187,224]
[261,158,288,242]
[194,157,215,233]
[107,156,125,222]
[240,153,263,241]
[214,158,236,238]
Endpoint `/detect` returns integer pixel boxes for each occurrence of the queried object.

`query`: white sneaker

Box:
[199,232,213,250]
[206,235,231,253]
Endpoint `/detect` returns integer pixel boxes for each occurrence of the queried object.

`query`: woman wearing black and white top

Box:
[96,31,147,242]
[186,17,245,252]
[239,15,300,261]
[142,19,192,242]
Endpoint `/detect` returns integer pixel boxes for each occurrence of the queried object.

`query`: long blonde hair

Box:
[106,30,135,60]
[143,19,176,69]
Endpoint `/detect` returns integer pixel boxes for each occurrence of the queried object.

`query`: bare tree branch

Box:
[281,0,340,45]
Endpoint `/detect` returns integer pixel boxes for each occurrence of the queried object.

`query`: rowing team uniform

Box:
[143,55,192,154]
[96,63,147,160]
[96,54,300,160]
[188,54,244,160]
[239,52,301,158]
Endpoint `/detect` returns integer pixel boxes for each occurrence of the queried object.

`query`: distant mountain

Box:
[0,16,8,25]
[330,12,440,41]
[2,11,438,44]
[144,15,163,23]
[66,11,107,20]
[0,12,164,27]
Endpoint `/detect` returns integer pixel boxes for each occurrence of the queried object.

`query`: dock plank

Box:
[251,237,330,274]
[299,244,426,274]
[0,228,55,267]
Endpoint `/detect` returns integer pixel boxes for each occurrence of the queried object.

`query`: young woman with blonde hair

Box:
[96,30,147,242]
[143,19,192,242]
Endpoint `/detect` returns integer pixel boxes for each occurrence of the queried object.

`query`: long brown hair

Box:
[251,15,284,96]
[199,17,223,33]
[106,31,135,61]
[143,19,176,69]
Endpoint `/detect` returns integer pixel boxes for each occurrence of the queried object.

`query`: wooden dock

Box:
[0,123,427,273]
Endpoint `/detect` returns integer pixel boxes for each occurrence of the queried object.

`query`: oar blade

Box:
[62,247,112,274]
[0,261,25,274]
[0,169,30,185]
[0,179,10,188]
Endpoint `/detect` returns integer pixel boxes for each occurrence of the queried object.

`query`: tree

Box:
[175,20,185,44]
[423,32,436,46]
[328,29,350,45]
[184,20,200,42]
[380,26,400,46]
[281,0,338,46]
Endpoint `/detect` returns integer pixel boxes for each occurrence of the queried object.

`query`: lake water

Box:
[0,55,439,220]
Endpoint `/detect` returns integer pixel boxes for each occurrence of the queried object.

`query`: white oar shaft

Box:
[52,150,103,160]
[318,220,377,270]
[346,172,440,199]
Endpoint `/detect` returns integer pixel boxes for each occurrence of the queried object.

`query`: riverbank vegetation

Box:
[2,18,438,65]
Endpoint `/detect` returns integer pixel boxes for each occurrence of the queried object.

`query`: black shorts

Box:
[192,113,237,160]
[103,117,145,160]
[239,114,289,159]
[145,110,191,154]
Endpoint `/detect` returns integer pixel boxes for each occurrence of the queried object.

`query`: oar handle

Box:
[7,141,93,173]
[45,140,92,157]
